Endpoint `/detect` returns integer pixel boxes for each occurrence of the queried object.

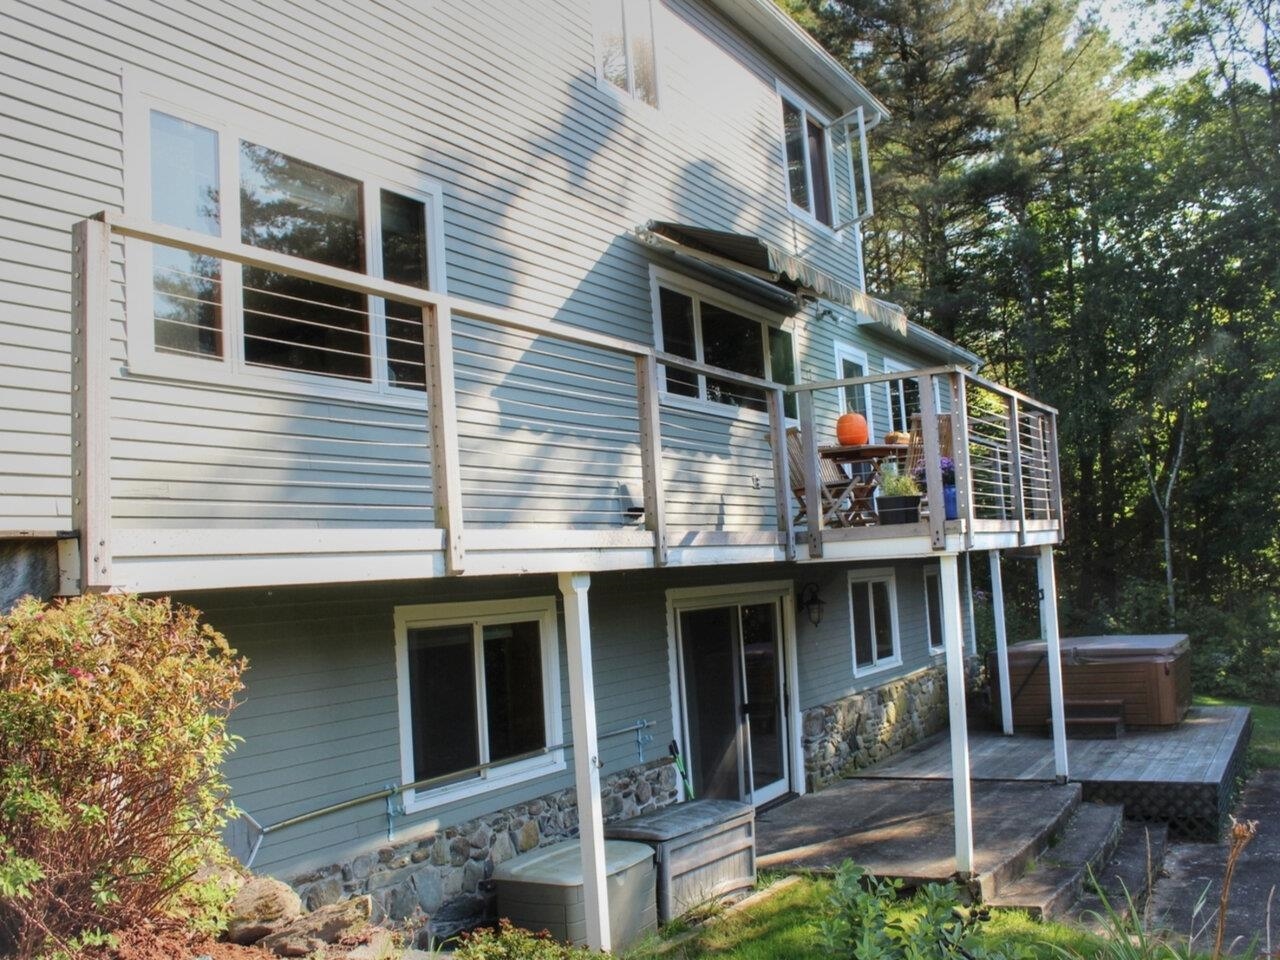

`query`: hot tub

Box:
[990,634,1191,730]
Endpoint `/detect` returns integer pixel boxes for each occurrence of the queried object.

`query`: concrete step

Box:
[1069,821,1170,929]
[985,803,1125,918]
[974,783,1082,903]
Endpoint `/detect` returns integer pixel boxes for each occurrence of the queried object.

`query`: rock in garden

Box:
[225,877,303,945]
[258,895,372,956]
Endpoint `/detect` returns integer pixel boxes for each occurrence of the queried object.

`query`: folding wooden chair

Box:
[785,427,871,527]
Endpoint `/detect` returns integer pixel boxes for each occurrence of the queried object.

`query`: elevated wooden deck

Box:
[855,706,1251,839]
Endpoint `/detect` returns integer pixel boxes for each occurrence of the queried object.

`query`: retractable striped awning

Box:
[636,220,908,336]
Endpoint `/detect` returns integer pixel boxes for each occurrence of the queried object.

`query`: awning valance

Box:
[636,220,908,336]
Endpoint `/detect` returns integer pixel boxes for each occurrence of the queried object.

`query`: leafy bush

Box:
[820,861,1028,960]
[454,919,597,959]
[0,594,245,959]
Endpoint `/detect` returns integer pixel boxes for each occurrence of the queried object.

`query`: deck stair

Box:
[985,802,1125,918]
[1068,821,1170,928]
[1048,698,1126,739]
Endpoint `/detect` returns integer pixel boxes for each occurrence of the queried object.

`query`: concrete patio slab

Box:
[755,777,1081,898]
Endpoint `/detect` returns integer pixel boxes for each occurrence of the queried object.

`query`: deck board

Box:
[851,706,1250,840]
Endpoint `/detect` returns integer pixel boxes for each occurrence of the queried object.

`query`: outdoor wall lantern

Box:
[798,582,825,627]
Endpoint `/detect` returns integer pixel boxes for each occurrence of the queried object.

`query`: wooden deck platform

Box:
[854,706,1252,839]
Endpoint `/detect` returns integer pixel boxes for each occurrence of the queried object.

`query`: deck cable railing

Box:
[786,367,1062,556]
[70,213,1061,589]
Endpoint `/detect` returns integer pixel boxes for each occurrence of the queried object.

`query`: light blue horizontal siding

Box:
[0,0,887,532]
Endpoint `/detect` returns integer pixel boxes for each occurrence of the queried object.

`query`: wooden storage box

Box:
[990,634,1191,730]
[604,799,755,922]
[491,839,656,950]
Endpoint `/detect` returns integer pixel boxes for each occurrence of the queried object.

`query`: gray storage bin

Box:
[604,799,755,922]
[491,839,656,950]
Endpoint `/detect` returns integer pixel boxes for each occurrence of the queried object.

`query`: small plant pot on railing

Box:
[877,494,921,525]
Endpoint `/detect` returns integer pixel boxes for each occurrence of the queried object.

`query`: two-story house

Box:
[0,0,1071,949]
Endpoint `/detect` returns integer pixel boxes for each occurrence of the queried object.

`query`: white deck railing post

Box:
[918,374,946,549]
[559,572,611,953]
[1007,397,1026,542]
[422,304,465,574]
[71,217,112,592]
[635,355,669,566]
[952,373,975,551]
[939,553,975,876]
[768,388,796,561]
[1037,545,1070,782]
[989,550,1014,735]
[798,388,823,559]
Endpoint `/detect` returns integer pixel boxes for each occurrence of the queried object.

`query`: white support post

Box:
[1037,545,1069,782]
[558,572,611,953]
[989,551,1014,736]
[939,554,974,877]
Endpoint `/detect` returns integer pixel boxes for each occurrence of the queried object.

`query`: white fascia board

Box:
[708,0,891,121]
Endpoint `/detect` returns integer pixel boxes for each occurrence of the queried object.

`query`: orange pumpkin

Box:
[836,412,869,446]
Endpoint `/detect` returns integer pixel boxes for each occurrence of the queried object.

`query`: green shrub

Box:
[0,594,245,959]
[454,919,597,959]
[820,861,1029,960]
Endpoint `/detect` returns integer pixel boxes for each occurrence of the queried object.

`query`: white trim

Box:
[847,566,902,677]
[392,596,565,814]
[122,69,447,405]
[775,81,843,238]
[590,0,661,110]
[649,265,794,420]
[923,566,945,652]
[664,580,797,805]
[834,341,873,432]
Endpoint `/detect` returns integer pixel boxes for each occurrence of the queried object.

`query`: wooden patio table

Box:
[818,443,909,525]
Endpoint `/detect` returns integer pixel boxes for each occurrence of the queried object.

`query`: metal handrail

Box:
[242,719,653,866]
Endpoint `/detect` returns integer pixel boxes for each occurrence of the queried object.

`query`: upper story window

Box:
[593,0,658,106]
[782,96,833,227]
[394,598,564,812]
[653,274,796,417]
[778,85,875,233]
[835,342,873,429]
[127,82,445,402]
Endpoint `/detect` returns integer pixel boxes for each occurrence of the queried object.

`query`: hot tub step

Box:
[1047,715,1125,739]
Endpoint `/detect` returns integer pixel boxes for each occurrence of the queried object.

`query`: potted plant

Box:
[912,456,959,520]
[876,464,921,524]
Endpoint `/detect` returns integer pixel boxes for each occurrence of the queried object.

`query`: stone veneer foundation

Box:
[286,757,680,939]
[802,662,950,790]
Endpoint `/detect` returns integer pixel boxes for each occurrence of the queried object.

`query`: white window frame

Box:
[834,341,874,433]
[923,567,945,652]
[776,83,840,235]
[649,266,796,421]
[591,0,661,108]
[848,567,902,677]
[122,70,448,409]
[883,358,913,435]
[393,597,565,814]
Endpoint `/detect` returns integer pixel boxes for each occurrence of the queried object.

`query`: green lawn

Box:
[624,878,1102,960]
[1194,696,1280,769]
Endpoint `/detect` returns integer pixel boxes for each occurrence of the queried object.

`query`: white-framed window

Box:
[848,568,901,676]
[883,358,920,435]
[777,84,875,234]
[779,90,834,228]
[651,270,796,417]
[393,597,564,812]
[592,0,659,107]
[834,342,873,430]
[923,568,944,651]
[123,74,447,404]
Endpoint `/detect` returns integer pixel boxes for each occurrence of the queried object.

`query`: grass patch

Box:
[623,877,1101,960]
[1194,695,1280,769]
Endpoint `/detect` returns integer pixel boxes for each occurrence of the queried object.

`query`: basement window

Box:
[393,598,564,811]
[849,569,901,676]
